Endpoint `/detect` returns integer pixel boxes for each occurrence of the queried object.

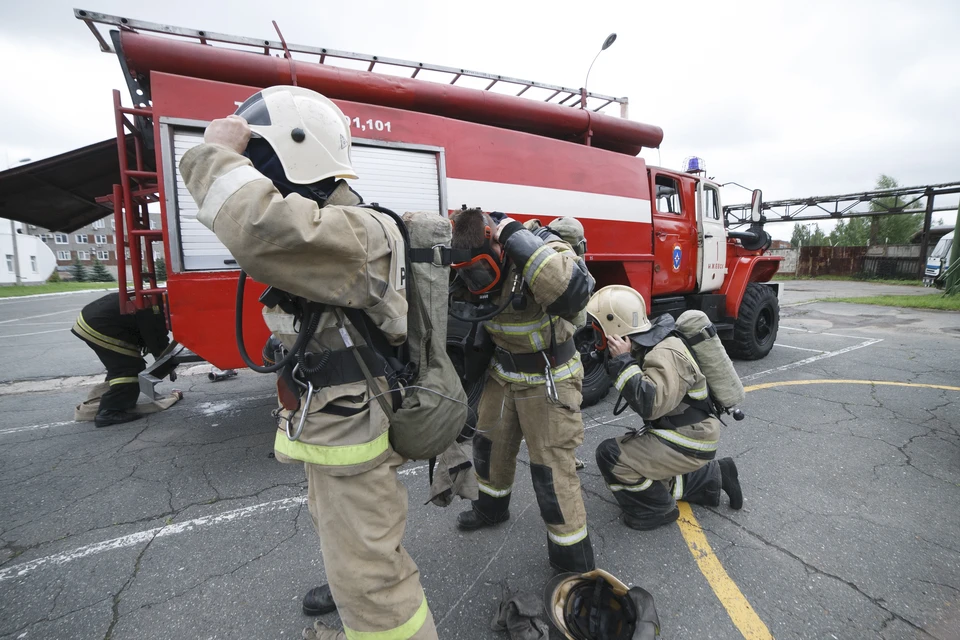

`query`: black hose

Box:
[235,270,314,374]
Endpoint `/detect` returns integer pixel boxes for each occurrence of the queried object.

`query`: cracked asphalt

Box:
[1,283,958,640]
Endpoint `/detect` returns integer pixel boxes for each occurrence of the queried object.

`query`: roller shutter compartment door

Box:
[169,130,442,271]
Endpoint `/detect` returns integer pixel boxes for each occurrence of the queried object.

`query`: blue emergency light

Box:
[683,156,706,173]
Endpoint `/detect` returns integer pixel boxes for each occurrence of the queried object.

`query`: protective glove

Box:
[491,583,549,640]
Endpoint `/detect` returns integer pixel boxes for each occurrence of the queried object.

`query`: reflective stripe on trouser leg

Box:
[90,344,145,413]
[513,375,594,572]
[595,438,677,522]
[307,450,438,640]
[674,460,721,507]
[471,376,522,519]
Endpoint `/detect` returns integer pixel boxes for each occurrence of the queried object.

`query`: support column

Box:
[918,188,934,279]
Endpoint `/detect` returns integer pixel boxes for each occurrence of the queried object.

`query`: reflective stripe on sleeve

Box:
[649,429,719,454]
[273,430,389,467]
[478,481,512,498]
[687,384,709,400]
[547,525,588,546]
[343,594,430,640]
[197,165,270,229]
[522,245,555,285]
[614,365,642,392]
[608,479,654,492]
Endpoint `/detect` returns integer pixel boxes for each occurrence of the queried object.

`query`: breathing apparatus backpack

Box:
[674,310,745,416]
[378,208,469,460]
[236,206,468,462]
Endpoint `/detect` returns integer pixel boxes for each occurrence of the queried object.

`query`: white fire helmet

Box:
[234,86,358,184]
[585,285,652,338]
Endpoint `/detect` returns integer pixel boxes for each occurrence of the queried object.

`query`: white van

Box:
[924,230,954,288]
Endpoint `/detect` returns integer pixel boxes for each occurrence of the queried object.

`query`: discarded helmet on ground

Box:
[585,285,651,338]
[544,569,660,640]
[234,85,357,184]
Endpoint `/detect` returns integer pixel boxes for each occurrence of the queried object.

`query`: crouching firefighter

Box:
[180,86,437,640]
[586,286,743,531]
[450,208,597,573]
[71,292,176,427]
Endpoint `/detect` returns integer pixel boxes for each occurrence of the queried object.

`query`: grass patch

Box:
[773,274,923,286]
[0,282,117,298]
[830,293,960,311]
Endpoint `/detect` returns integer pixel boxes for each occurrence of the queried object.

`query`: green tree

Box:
[47,269,61,283]
[868,174,924,244]
[154,257,167,282]
[791,222,829,247]
[90,258,115,282]
[71,258,88,282]
[829,217,871,246]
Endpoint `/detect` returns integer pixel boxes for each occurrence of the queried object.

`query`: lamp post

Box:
[581,33,617,109]
[7,157,31,285]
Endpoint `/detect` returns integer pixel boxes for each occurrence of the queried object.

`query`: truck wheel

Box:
[576,324,611,407]
[725,283,779,360]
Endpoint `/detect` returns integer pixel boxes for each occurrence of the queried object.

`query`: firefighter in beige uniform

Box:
[450,209,596,573]
[588,286,743,531]
[180,87,436,640]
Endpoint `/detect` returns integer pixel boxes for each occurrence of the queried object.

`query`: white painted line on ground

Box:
[779,325,871,340]
[0,421,76,436]
[0,288,120,303]
[0,308,82,325]
[0,464,427,583]
[0,329,68,339]
[741,338,883,383]
[774,343,826,353]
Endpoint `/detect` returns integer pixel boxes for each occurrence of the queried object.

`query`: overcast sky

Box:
[2,0,958,239]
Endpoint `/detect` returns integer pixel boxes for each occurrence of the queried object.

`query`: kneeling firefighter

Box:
[180,87,439,640]
[586,286,743,531]
[450,208,597,573]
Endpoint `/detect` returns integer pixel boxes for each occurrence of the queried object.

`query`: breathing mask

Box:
[451,225,507,295]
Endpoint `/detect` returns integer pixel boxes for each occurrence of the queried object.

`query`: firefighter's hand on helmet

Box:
[607,334,632,358]
[491,216,519,242]
[204,115,251,154]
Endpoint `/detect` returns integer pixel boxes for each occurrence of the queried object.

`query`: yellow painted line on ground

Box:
[677,502,773,639]
[677,378,959,639]
[745,379,960,393]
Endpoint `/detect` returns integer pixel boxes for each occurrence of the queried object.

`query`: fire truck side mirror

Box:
[750,189,763,223]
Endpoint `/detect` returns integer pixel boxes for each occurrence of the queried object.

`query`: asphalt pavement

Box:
[1,282,958,640]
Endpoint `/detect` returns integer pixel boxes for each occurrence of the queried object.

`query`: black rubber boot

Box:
[302,584,337,616]
[457,508,510,531]
[94,410,143,428]
[622,507,680,531]
[719,457,743,510]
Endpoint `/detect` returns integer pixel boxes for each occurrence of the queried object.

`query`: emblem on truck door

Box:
[672,245,682,271]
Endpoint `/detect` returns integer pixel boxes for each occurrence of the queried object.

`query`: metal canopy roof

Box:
[0,137,139,233]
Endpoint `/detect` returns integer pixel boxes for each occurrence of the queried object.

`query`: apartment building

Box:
[27,212,164,278]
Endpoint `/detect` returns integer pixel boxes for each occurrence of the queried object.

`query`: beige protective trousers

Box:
[305,450,438,640]
[471,374,595,573]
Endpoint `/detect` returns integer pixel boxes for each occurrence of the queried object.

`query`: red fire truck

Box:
[72,10,781,405]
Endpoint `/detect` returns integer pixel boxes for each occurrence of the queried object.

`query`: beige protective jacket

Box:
[607,336,721,459]
[181,144,407,475]
[481,222,594,385]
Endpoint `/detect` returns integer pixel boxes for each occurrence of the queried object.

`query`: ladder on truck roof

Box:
[75,9,630,116]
